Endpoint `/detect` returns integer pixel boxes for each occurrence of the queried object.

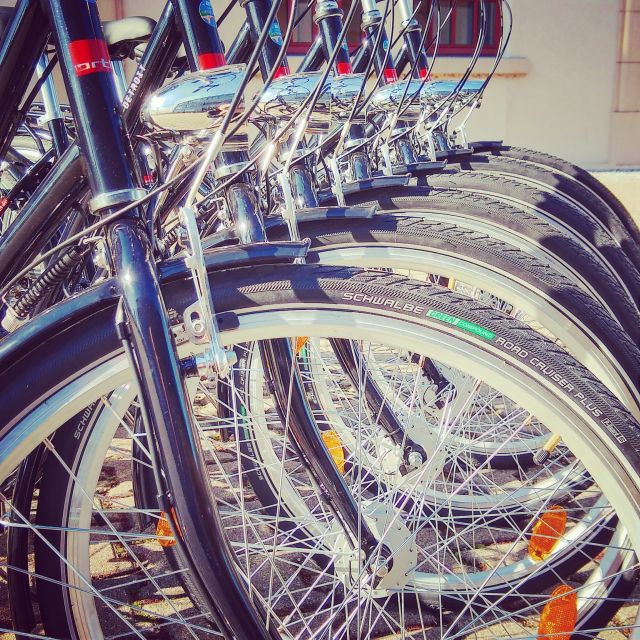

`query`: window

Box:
[277,1,363,54]
[277,0,500,56]
[425,0,500,55]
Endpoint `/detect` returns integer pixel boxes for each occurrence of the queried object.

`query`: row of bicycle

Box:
[0,0,639,638]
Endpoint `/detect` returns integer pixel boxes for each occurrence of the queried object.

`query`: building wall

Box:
[610,0,640,165]
[475,0,619,166]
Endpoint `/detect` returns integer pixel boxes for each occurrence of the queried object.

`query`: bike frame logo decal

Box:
[69,39,112,77]
[268,21,284,46]
[122,63,146,110]
[199,0,216,26]
[426,310,496,340]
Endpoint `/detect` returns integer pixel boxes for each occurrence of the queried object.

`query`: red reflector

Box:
[419,67,430,80]
[69,39,112,77]
[336,61,353,75]
[383,68,398,83]
[274,65,291,78]
[198,52,226,70]
[537,585,577,640]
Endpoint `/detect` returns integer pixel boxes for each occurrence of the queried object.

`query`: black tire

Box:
[335,186,640,342]
[274,214,640,401]
[471,144,640,247]
[0,264,635,637]
[443,151,640,270]
[411,170,640,304]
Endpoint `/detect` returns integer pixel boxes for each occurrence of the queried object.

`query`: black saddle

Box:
[96,16,188,66]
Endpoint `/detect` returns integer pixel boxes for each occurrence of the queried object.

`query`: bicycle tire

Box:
[0,264,637,637]
[268,214,640,412]
[472,144,640,246]
[413,170,640,304]
[335,186,640,342]
[443,152,640,270]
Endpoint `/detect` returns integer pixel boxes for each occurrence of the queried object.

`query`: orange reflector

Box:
[537,585,577,640]
[295,337,309,354]
[528,505,567,561]
[321,430,346,474]
[156,511,177,547]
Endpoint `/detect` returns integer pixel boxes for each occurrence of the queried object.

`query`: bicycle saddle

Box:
[102,16,157,60]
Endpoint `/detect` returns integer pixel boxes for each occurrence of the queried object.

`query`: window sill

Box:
[429,56,530,79]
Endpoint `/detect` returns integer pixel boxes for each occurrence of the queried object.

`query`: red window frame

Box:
[279,0,501,56]
[426,0,501,56]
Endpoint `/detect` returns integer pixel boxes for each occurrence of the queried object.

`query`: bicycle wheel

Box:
[336,186,640,341]
[262,213,640,413]
[472,143,640,247]
[1,263,638,638]
[229,336,591,513]
[224,339,634,634]
[412,170,640,304]
[443,151,640,270]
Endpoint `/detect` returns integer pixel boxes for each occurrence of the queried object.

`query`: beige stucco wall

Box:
[467,0,620,167]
